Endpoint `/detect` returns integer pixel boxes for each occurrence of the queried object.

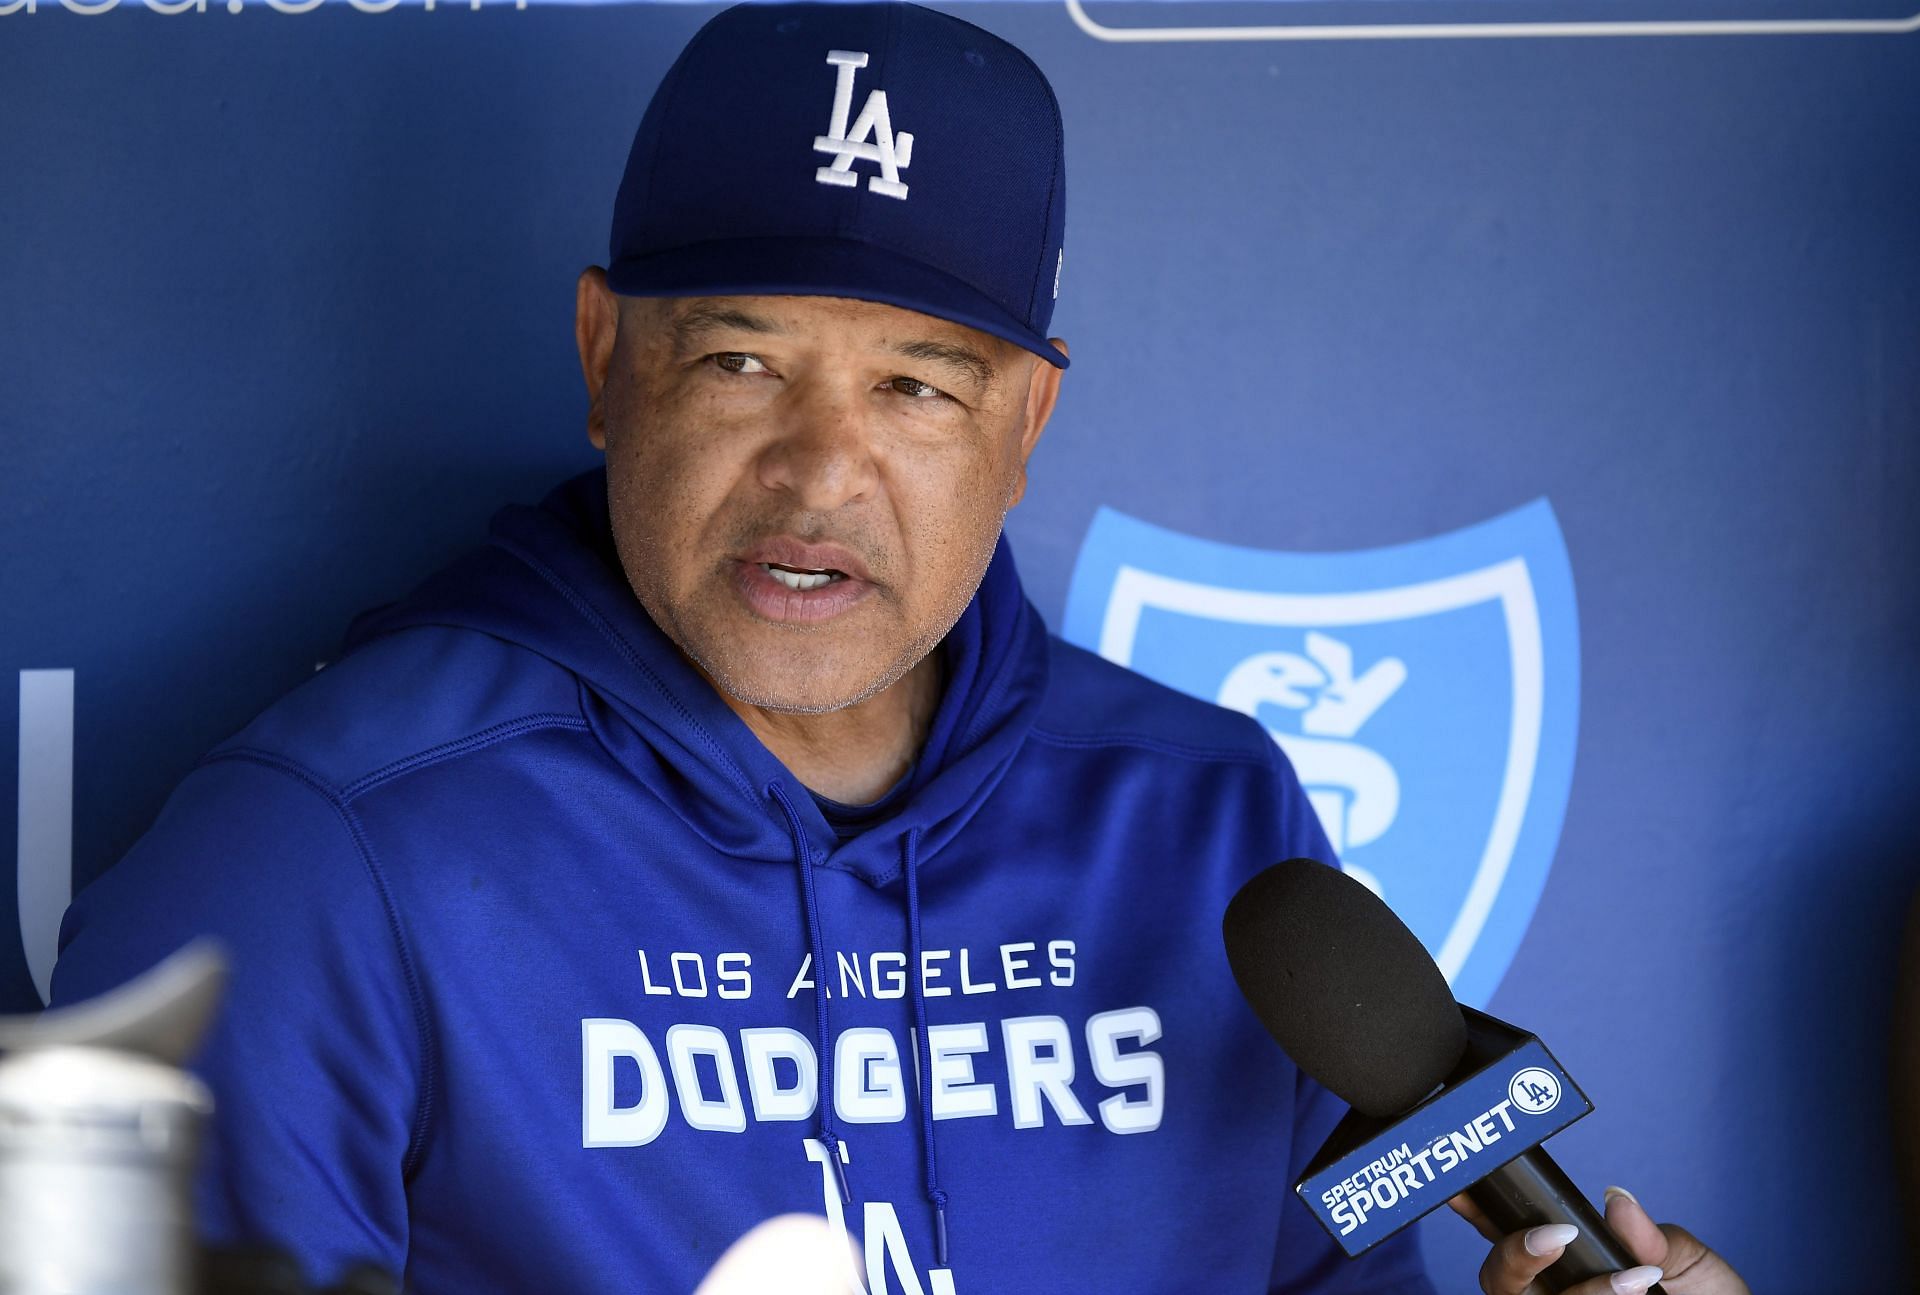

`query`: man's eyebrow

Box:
[894,338,997,393]
[667,304,787,350]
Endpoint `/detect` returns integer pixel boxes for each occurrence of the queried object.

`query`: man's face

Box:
[576,280,1064,714]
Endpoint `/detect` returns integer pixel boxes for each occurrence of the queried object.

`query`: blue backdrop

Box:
[4,0,1917,1286]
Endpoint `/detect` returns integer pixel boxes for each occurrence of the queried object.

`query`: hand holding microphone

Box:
[1452,1182,1747,1295]
[1222,859,1749,1295]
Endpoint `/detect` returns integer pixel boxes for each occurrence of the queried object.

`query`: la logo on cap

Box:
[813,50,914,200]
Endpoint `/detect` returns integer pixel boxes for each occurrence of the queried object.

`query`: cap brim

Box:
[606,236,1069,370]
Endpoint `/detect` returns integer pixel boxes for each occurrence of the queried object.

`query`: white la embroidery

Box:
[813,49,914,200]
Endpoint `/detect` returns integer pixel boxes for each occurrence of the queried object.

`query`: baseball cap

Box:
[606,1,1069,369]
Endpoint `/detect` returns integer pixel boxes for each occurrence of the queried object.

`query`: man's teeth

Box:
[763,564,841,592]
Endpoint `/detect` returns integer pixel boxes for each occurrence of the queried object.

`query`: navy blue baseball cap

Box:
[607,2,1069,369]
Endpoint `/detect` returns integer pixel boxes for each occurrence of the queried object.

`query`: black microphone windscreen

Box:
[1223,858,1468,1118]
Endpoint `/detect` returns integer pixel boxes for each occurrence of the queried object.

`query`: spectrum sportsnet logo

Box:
[1297,1039,1591,1254]
[1063,499,1579,1009]
[2,0,522,15]
[1321,1089,1547,1238]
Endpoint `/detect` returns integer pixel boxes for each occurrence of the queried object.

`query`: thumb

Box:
[1602,1187,1669,1264]
[1605,1187,1748,1294]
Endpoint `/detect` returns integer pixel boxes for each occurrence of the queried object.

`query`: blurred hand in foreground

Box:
[694,1214,855,1295]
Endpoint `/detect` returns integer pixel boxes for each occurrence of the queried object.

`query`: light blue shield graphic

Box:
[1062,500,1578,1009]
[14,669,75,1008]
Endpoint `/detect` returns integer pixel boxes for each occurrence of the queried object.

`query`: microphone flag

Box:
[1295,1008,1592,1256]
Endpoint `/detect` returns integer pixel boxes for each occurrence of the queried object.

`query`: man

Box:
[52,4,1746,1293]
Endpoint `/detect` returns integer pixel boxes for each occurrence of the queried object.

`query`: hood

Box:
[345,468,1051,890]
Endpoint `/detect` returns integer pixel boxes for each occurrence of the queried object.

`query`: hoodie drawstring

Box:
[903,826,951,1266]
[770,781,852,1207]
[770,787,952,1268]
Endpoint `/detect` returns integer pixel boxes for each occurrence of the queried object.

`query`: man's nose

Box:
[754,384,881,511]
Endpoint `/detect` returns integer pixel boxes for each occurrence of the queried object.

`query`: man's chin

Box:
[695,651,910,717]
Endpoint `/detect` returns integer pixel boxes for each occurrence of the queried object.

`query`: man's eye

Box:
[889,376,945,400]
[711,353,767,375]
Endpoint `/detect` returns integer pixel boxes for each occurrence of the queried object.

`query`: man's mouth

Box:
[733,540,874,623]
[760,562,847,593]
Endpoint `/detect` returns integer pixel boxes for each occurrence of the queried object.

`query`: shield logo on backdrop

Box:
[1061,499,1579,1008]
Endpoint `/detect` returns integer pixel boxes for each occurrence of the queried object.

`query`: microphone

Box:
[1223,858,1666,1294]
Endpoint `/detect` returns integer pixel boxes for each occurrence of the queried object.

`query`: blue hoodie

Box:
[53,472,1434,1294]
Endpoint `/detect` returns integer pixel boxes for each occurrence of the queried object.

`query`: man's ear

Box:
[576,267,619,451]
[1008,338,1068,508]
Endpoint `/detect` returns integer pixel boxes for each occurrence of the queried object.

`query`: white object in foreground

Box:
[695,1213,858,1295]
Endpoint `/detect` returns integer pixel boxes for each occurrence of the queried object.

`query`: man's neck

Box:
[720,651,944,805]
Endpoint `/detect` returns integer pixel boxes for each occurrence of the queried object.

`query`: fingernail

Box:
[1603,1185,1640,1208]
[1610,1266,1663,1293]
[1523,1224,1579,1256]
